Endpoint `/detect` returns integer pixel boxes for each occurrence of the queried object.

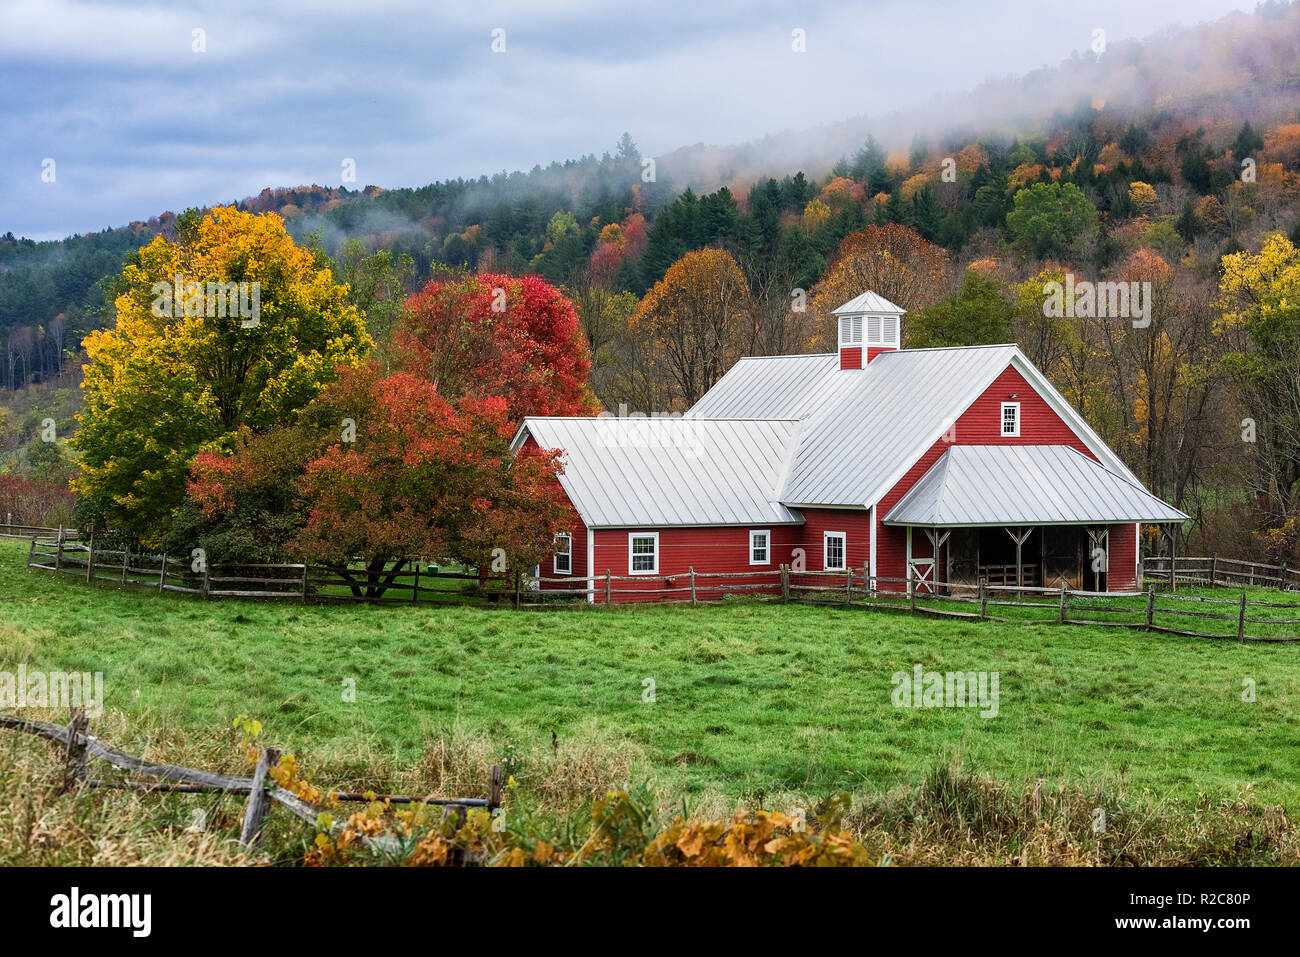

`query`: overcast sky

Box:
[0,0,1256,241]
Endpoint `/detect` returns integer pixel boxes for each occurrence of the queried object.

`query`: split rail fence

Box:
[0,708,503,853]
[1143,555,1300,591]
[21,533,1300,640]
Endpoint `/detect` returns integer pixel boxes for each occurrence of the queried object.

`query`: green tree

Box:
[907,270,1014,348]
[1006,182,1098,258]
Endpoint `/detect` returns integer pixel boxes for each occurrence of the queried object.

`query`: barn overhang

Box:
[881,445,1188,528]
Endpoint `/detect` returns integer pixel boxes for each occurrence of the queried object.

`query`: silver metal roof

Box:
[781,344,1024,506]
[513,416,803,528]
[684,353,842,420]
[832,291,906,315]
[883,445,1189,526]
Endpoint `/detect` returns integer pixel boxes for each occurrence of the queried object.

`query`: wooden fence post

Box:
[26,537,35,568]
[1209,553,1217,586]
[513,570,520,609]
[1058,581,1068,624]
[301,564,309,605]
[239,747,281,846]
[979,577,987,620]
[54,527,63,571]
[85,522,95,583]
[689,567,697,606]
[412,562,420,604]
[845,567,853,605]
[780,564,789,603]
[1237,589,1248,642]
[62,707,89,793]
[201,559,210,599]
[605,569,611,605]
[122,545,130,585]
[908,573,916,612]
[865,563,873,601]
[158,553,168,593]
[1145,586,1155,631]
[488,764,504,811]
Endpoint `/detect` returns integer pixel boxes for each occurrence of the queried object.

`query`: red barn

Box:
[511,291,1186,602]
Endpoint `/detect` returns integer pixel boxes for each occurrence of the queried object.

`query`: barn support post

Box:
[1005,526,1032,588]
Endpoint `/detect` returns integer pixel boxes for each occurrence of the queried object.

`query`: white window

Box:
[838,315,863,346]
[881,316,898,344]
[866,314,882,343]
[1001,402,1020,437]
[628,532,659,575]
[824,531,846,571]
[749,529,770,565]
[553,533,572,575]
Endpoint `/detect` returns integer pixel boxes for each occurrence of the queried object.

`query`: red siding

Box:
[875,366,1096,589]
[1108,523,1138,592]
[865,346,896,364]
[840,346,862,370]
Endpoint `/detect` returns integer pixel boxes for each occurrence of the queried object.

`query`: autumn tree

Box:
[808,225,949,349]
[398,272,598,425]
[184,361,572,595]
[630,248,752,407]
[73,206,371,543]
[1220,233,1300,526]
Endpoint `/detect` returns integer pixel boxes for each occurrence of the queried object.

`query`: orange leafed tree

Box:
[808,224,950,349]
[630,248,752,407]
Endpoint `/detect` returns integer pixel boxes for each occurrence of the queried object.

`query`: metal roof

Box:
[781,344,1024,507]
[513,416,804,528]
[883,445,1189,526]
[684,353,843,420]
[832,291,906,315]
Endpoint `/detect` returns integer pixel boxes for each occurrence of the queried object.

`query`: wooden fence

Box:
[0,521,78,540]
[1144,555,1299,591]
[22,535,1300,640]
[0,708,503,852]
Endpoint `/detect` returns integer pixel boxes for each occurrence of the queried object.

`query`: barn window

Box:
[824,531,846,571]
[1001,402,1020,437]
[749,529,770,565]
[553,533,572,575]
[838,315,863,346]
[628,533,659,575]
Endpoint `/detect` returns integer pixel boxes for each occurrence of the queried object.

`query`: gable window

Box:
[749,529,770,565]
[553,533,572,575]
[1001,402,1020,437]
[628,532,659,575]
[824,531,846,571]
[839,315,863,346]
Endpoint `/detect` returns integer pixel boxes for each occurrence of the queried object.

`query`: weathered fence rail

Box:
[0,709,503,851]
[1,521,78,540]
[1144,554,1298,591]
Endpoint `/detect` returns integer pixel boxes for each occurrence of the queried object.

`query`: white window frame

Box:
[628,532,659,575]
[1001,402,1021,438]
[749,529,770,566]
[553,533,572,575]
[824,531,847,571]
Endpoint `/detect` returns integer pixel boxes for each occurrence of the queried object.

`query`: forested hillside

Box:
[7,1,1300,558]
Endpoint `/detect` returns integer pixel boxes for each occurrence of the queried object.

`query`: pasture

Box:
[3,537,1299,814]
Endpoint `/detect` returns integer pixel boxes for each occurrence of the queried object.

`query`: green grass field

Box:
[3,536,1299,812]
